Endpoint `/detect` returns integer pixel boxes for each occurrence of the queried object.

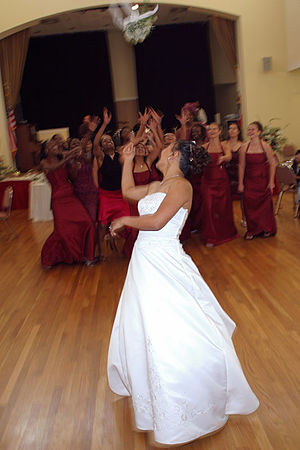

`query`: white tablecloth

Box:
[29,180,53,222]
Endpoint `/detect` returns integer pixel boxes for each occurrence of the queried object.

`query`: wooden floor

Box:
[0,195,299,450]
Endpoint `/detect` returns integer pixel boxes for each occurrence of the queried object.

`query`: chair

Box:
[0,186,18,236]
[275,166,297,216]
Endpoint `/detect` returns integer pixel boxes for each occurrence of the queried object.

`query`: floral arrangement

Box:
[261,119,287,153]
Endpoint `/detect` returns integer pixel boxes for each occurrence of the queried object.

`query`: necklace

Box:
[160,174,183,185]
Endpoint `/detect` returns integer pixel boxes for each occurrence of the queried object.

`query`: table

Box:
[29,180,53,222]
[0,177,32,210]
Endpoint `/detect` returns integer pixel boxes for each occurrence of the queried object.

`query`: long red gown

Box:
[243,146,276,236]
[41,166,96,266]
[199,152,238,245]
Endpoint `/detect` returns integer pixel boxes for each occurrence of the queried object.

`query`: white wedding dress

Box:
[107,192,259,446]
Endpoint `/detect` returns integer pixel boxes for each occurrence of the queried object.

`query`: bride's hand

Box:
[110,217,126,237]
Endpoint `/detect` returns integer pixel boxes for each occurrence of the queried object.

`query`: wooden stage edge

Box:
[0,195,299,450]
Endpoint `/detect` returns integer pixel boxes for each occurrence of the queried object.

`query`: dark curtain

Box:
[20,31,114,137]
[135,22,215,130]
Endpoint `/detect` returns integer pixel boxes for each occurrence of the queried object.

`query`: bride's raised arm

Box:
[121,142,152,202]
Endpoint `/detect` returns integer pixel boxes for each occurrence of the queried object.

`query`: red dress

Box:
[199,152,238,245]
[123,162,153,258]
[243,145,276,236]
[41,166,96,266]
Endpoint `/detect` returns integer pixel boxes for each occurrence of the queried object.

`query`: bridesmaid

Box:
[224,122,246,226]
[123,118,163,257]
[225,122,243,199]
[40,140,96,268]
[238,121,276,239]
[68,135,99,257]
[200,122,238,247]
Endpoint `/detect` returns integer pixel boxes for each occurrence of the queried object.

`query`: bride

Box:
[107,140,259,447]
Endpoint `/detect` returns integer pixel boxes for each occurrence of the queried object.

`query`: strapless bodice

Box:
[137,192,188,242]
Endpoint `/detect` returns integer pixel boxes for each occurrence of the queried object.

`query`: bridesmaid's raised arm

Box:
[121,143,150,202]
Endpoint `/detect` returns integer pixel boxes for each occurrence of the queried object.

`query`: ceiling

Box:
[31,4,210,37]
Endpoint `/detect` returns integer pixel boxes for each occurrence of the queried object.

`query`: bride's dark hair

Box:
[174,140,211,177]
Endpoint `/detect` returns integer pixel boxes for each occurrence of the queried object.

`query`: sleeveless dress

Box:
[98,153,130,224]
[41,166,96,266]
[107,192,259,446]
[199,151,238,245]
[243,143,277,236]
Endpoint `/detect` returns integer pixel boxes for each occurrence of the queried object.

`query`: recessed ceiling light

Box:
[131,4,139,11]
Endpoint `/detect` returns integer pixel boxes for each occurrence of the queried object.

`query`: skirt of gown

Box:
[199,153,238,245]
[41,166,96,266]
[107,192,259,446]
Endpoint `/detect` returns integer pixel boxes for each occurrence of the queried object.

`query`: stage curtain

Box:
[0,29,31,109]
[211,16,237,75]
[20,32,114,137]
[135,22,215,130]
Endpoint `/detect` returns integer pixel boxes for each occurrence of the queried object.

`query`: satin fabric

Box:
[98,188,130,224]
[107,192,259,446]
[243,153,277,236]
[199,153,238,245]
[41,166,96,266]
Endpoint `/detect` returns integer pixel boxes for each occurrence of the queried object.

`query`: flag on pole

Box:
[7,108,17,155]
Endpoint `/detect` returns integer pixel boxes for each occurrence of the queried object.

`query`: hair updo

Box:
[173,140,211,177]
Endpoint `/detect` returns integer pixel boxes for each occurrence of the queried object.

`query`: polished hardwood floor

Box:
[0,195,299,450]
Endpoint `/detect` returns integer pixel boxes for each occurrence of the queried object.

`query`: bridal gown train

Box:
[107,192,259,446]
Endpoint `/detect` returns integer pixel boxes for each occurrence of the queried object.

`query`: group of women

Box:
[40,102,277,268]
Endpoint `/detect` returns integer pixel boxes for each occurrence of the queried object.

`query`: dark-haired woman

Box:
[40,140,96,268]
[239,121,276,239]
[68,136,99,256]
[224,122,246,226]
[200,123,238,247]
[107,140,259,447]
[123,125,163,257]
[225,122,243,200]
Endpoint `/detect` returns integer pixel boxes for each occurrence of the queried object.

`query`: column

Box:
[0,67,12,167]
[106,30,139,128]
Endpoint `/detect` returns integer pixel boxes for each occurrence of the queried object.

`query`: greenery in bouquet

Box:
[261,119,287,153]
[124,14,157,45]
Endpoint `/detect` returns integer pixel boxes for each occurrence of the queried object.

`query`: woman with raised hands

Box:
[107,140,259,447]
[93,109,130,258]
[40,139,96,268]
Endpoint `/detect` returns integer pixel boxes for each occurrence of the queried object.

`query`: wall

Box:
[285,0,300,71]
[0,0,300,159]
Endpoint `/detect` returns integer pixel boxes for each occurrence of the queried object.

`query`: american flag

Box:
[7,108,17,154]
